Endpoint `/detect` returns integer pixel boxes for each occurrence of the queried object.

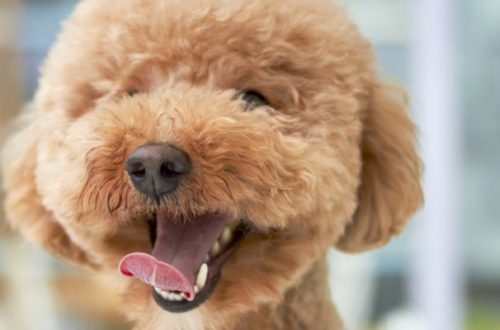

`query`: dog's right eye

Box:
[240,90,269,111]
[127,88,140,97]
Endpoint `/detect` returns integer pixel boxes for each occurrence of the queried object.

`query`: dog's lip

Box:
[149,222,247,313]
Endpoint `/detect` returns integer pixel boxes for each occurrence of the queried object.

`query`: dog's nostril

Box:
[131,168,146,179]
[160,163,181,178]
[126,161,147,179]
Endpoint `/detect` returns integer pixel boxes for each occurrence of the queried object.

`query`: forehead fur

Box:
[36,0,374,119]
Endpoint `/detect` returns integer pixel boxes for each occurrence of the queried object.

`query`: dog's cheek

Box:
[191,126,323,229]
[30,97,159,233]
[35,134,84,217]
[35,134,146,268]
[35,131,121,237]
[235,140,325,226]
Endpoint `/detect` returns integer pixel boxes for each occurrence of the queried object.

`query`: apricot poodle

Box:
[1,0,422,329]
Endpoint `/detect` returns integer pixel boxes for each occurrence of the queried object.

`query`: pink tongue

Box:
[119,212,228,300]
[119,252,195,299]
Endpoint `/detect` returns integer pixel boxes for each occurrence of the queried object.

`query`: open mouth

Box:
[119,211,246,312]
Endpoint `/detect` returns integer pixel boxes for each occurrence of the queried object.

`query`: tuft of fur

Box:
[1,0,422,329]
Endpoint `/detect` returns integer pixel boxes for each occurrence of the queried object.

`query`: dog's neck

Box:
[234,257,341,330]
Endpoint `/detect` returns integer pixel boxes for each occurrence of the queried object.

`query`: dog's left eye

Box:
[241,90,269,109]
[127,88,140,97]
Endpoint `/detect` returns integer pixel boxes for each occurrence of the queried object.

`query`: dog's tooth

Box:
[220,227,232,244]
[204,254,210,262]
[171,293,182,301]
[194,285,199,294]
[210,241,221,256]
[155,287,167,297]
[168,292,179,301]
[196,263,208,289]
[155,288,185,302]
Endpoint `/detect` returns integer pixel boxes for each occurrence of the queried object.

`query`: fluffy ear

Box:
[1,113,99,269]
[336,82,423,252]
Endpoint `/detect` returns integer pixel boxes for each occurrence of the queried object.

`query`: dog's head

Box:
[2,0,422,324]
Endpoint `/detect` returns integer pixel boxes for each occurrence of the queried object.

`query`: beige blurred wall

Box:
[0,0,22,231]
[0,0,21,308]
[0,0,22,132]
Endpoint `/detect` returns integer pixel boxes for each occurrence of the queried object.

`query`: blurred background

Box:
[0,0,499,329]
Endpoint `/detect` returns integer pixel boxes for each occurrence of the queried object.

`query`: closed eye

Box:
[127,88,140,97]
[240,90,269,110]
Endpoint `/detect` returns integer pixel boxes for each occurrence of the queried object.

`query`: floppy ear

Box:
[336,82,423,252]
[1,113,100,269]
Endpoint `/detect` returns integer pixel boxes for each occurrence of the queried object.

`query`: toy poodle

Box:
[1,0,422,328]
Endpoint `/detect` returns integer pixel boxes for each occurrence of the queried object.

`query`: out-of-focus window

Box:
[331,0,500,329]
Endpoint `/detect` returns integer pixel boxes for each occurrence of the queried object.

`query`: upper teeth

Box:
[221,227,232,244]
[210,241,221,256]
[208,222,238,259]
[196,263,208,289]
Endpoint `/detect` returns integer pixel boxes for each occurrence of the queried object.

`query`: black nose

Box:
[125,143,191,201]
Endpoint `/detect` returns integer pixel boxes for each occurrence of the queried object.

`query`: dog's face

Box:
[2,0,422,325]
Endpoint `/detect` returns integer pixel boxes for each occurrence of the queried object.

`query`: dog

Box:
[1,0,423,328]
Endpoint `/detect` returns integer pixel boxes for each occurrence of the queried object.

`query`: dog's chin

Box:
[120,211,249,313]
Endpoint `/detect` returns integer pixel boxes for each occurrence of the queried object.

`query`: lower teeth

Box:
[154,261,209,302]
[155,287,185,301]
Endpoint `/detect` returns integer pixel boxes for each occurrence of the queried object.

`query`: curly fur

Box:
[1,0,422,329]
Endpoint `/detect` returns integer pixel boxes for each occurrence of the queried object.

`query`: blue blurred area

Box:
[17,0,78,98]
